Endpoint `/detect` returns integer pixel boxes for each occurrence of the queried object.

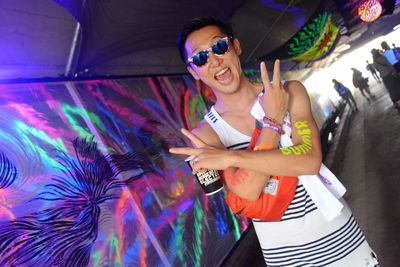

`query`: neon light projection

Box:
[0,153,17,189]
[358,0,382,22]
[0,77,249,266]
[287,12,339,62]
[0,137,155,266]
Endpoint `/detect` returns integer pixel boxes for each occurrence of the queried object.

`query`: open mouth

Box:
[214,67,232,83]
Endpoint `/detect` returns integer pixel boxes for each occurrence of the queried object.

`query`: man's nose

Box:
[208,52,222,67]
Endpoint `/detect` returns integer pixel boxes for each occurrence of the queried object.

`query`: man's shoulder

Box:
[192,119,224,148]
[284,80,309,97]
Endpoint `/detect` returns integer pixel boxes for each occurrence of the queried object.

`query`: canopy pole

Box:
[64,22,82,78]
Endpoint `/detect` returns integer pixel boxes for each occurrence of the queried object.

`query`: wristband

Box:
[260,116,284,135]
[263,116,282,127]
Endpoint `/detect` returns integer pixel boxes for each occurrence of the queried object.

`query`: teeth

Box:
[215,68,228,77]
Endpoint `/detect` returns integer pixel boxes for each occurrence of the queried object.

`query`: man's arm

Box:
[189,121,275,201]
[220,70,289,200]
[220,125,281,201]
[178,81,317,200]
[231,80,322,176]
[173,80,322,177]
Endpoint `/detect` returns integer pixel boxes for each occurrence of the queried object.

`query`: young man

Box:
[371,48,400,109]
[170,16,378,266]
[381,41,400,73]
[351,68,374,103]
[366,60,380,81]
[332,79,358,111]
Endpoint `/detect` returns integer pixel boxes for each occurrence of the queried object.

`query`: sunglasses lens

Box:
[189,38,229,67]
[212,39,229,55]
[192,51,209,66]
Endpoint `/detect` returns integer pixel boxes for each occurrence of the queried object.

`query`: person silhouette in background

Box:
[371,48,400,109]
[381,41,400,73]
[366,60,380,81]
[351,68,375,103]
[332,79,358,111]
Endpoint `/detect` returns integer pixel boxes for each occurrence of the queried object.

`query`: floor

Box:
[220,79,400,266]
[336,80,400,267]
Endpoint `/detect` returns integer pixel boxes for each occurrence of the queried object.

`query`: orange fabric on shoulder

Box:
[224,123,298,221]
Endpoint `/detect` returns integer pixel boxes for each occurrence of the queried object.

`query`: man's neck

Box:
[213,75,261,114]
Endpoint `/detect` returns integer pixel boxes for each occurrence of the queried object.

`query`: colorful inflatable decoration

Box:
[358,0,383,22]
[259,0,339,63]
[287,12,339,62]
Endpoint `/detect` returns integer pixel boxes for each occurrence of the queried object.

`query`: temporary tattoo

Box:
[281,120,313,155]
[223,167,250,186]
[254,142,274,151]
[294,120,308,129]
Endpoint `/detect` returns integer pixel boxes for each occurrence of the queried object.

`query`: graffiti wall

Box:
[0,76,249,267]
[0,73,339,266]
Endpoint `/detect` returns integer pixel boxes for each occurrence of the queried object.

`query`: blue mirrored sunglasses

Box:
[187,37,230,67]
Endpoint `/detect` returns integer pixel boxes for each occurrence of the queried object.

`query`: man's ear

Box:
[187,65,200,80]
[233,38,242,56]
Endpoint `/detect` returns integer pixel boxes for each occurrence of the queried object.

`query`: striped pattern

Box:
[206,110,218,123]
[281,184,318,221]
[204,107,251,148]
[227,142,250,150]
[203,105,378,266]
[252,184,317,223]
[262,215,366,267]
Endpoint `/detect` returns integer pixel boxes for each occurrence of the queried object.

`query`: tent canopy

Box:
[1,0,399,81]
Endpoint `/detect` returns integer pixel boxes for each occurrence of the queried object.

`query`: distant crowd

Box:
[333,41,400,110]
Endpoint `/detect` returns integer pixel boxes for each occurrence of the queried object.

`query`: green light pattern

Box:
[189,96,207,128]
[291,16,338,62]
[109,235,123,267]
[193,198,204,267]
[91,251,102,267]
[175,212,187,267]
[15,121,67,168]
[287,12,330,57]
[227,202,241,241]
[62,104,106,138]
[15,121,67,152]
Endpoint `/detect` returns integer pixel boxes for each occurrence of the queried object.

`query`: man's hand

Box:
[259,59,289,123]
[169,129,233,173]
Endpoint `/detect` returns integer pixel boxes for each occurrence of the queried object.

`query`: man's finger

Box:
[260,61,271,91]
[169,147,198,156]
[181,128,205,148]
[273,59,281,87]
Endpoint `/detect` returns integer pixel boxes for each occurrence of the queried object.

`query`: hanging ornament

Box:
[358,0,383,22]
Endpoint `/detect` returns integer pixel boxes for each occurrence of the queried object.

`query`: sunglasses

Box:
[187,37,230,67]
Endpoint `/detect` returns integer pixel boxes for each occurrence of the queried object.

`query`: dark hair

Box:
[381,41,390,50]
[176,16,234,64]
[371,48,380,58]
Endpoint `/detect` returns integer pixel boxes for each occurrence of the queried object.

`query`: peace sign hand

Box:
[259,59,289,123]
[169,129,232,173]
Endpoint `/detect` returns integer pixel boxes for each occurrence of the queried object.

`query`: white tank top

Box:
[203,105,378,267]
[204,106,251,149]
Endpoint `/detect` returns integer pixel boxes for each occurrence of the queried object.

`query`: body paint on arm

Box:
[223,167,250,186]
[254,142,274,151]
[280,120,312,155]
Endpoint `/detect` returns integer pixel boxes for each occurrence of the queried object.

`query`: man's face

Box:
[184,25,242,95]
